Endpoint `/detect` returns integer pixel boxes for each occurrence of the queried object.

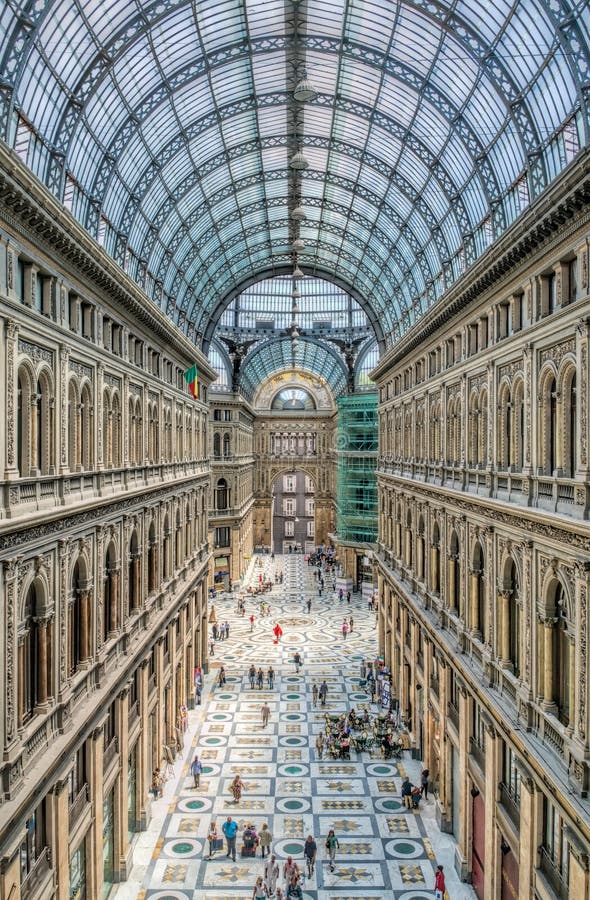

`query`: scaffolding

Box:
[335,393,378,544]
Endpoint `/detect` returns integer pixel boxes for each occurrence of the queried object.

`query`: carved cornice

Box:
[377,470,590,552]
[0,473,209,553]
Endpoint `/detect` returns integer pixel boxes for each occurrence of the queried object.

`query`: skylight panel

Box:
[412,102,449,154]
[303,106,335,140]
[210,58,252,104]
[84,0,133,43]
[393,6,440,77]
[346,0,395,52]
[221,110,258,148]
[173,77,216,127]
[307,0,347,39]
[526,52,576,135]
[440,132,474,187]
[331,110,369,149]
[40,6,94,88]
[339,59,381,107]
[379,75,418,127]
[486,126,524,191]
[246,0,285,37]
[462,74,507,147]
[251,52,285,95]
[461,174,488,225]
[430,35,478,107]
[197,0,247,52]
[397,151,429,193]
[455,0,512,45]
[329,152,361,182]
[82,79,128,147]
[151,7,198,80]
[113,37,159,109]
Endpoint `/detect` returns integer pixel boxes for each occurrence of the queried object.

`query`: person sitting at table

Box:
[339,736,351,758]
[381,733,394,757]
[362,708,371,726]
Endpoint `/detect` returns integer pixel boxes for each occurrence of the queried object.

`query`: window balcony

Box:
[538,847,569,899]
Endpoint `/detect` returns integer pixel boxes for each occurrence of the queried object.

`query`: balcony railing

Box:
[539,847,569,899]
[21,847,52,899]
[69,783,89,830]
[499,782,520,828]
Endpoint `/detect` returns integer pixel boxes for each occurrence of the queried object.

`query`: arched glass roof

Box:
[238,336,348,401]
[271,389,316,411]
[1,0,588,345]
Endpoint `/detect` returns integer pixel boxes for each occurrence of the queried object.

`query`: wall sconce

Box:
[470,786,480,798]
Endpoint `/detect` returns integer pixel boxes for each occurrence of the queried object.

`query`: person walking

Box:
[249,613,255,632]
[261,701,271,728]
[346,590,351,603]
[282,856,300,886]
[218,666,226,687]
[207,821,219,858]
[325,828,339,872]
[257,667,264,689]
[342,619,349,640]
[230,773,245,803]
[264,853,279,895]
[420,768,430,799]
[252,875,269,900]
[304,834,317,877]
[286,875,302,900]
[319,680,328,706]
[312,683,318,707]
[225,620,230,639]
[307,597,312,613]
[222,815,238,861]
[249,664,256,689]
[326,828,340,872]
[267,666,275,689]
[349,616,354,633]
[294,651,302,673]
[315,731,325,759]
[190,753,202,788]
[434,864,446,899]
[259,823,272,858]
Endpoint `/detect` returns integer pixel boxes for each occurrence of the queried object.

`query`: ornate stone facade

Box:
[373,156,590,898]
[0,203,215,898]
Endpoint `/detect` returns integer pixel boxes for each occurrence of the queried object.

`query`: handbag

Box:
[213,837,223,850]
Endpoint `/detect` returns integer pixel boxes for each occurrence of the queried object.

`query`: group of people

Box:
[249,664,275,689]
[401,769,430,809]
[211,620,231,641]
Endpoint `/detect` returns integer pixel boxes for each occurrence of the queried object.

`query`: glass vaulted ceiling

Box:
[1,0,589,348]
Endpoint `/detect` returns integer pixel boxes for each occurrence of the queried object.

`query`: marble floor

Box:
[114,555,476,900]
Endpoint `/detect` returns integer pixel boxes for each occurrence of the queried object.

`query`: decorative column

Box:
[4,318,19,479]
[110,568,120,634]
[79,590,90,662]
[4,558,20,746]
[541,617,557,712]
[97,363,104,469]
[447,553,456,611]
[574,561,589,751]
[575,318,589,480]
[469,567,479,632]
[47,778,70,900]
[430,541,439,594]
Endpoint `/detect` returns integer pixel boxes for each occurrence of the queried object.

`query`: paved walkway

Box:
[115,554,475,900]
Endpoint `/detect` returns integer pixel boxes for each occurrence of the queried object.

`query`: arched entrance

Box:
[271,470,315,554]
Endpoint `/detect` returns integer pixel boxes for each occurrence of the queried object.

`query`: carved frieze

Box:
[69,359,93,381]
[104,373,121,390]
[498,359,523,383]
[539,338,575,369]
[18,339,53,367]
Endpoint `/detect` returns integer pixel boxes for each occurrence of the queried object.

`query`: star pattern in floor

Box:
[115,554,476,900]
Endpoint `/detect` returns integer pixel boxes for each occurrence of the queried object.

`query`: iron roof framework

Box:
[0,0,588,351]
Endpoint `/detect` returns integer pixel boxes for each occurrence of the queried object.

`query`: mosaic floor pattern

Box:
[115,555,475,900]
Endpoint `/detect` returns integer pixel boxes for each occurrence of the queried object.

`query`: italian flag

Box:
[183,364,198,398]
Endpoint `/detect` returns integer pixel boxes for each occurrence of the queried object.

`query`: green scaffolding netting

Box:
[336,393,378,544]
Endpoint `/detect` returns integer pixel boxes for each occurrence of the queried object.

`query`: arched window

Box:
[80,383,93,471]
[112,393,121,468]
[175,509,182,568]
[449,530,461,613]
[564,370,577,477]
[542,374,558,474]
[468,393,478,467]
[223,432,231,458]
[507,560,521,676]
[134,399,143,464]
[21,583,39,723]
[148,522,157,594]
[128,397,136,465]
[103,543,117,641]
[36,372,53,475]
[479,390,488,466]
[128,531,140,613]
[472,541,485,638]
[512,380,524,471]
[416,517,425,580]
[103,390,112,467]
[162,516,170,579]
[17,366,32,476]
[69,559,87,673]
[213,432,221,459]
[68,380,80,471]
[185,503,191,558]
[395,504,402,558]
[216,478,228,511]
[431,523,440,594]
[405,510,413,568]
[552,583,571,726]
